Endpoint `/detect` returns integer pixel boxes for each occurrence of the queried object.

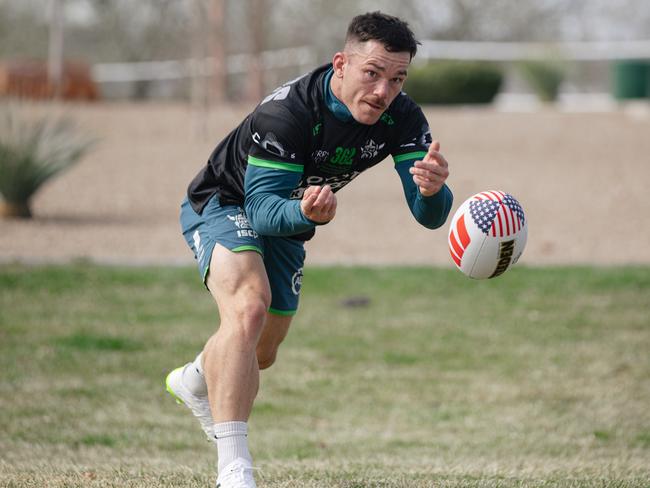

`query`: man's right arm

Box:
[243,158,317,237]
[243,95,338,235]
[244,159,337,236]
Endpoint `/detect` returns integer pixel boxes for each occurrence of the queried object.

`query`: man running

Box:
[166,11,453,487]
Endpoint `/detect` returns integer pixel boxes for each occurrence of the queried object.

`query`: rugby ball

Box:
[448,191,527,279]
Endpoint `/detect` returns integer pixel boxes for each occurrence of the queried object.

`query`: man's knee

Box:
[206,246,272,344]
[229,295,271,344]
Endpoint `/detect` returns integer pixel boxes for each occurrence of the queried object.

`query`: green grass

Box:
[0,264,649,487]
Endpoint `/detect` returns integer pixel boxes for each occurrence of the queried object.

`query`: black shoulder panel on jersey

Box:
[248,99,308,167]
[187,65,331,214]
[388,92,432,159]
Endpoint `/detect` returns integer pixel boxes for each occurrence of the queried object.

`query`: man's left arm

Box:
[393,141,453,229]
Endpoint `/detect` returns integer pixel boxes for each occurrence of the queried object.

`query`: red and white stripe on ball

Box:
[473,191,525,237]
[448,213,470,267]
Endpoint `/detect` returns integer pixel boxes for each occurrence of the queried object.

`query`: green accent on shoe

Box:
[165,368,185,405]
[393,151,427,164]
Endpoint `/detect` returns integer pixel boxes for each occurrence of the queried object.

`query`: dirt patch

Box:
[1,102,649,267]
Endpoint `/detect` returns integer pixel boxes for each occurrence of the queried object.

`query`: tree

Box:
[246,0,267,102]
[48,0,65,98]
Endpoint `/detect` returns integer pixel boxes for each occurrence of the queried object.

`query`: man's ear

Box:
[332,52,347,78]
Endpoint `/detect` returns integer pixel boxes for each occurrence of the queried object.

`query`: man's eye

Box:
[392,77,404,84]
[365,70,377,78]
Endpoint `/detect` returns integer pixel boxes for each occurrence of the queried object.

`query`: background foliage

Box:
[405,62,503,104]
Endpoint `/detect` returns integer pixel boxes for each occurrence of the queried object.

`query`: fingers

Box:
[410,160,449,178]
[409,159,449,186]
[427,140,441,157]
[300,186,320,213]
[303,185,321,197]
[423,140,447,168]
[311,185,336,221]
[300,185,337,223]
[312,184,332,208]
[413,174,445,196]
[413,173,442,192]
[409,140,450,197]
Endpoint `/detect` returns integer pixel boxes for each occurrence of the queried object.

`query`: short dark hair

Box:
[345,12,419,59]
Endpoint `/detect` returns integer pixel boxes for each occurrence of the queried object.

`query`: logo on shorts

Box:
[291,268,303,295]
[192,230,205,262]
[227,210,258,239]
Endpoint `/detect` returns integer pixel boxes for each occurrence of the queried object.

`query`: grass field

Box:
[0,264,648,487]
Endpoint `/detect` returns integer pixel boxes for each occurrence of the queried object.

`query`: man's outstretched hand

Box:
[301,185,337,223]
[409,141,450,197]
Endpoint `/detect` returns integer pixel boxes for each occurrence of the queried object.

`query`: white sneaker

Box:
[165,364,214,441]
[216,458,257,488]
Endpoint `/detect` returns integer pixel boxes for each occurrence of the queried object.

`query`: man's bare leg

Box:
[169,311,294,420]
[168,241,294,485]
[202,245,269,421]
[202,243,270,478]
[257,312,293,370]
[178,311,293,401]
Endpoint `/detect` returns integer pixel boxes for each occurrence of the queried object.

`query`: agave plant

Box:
[0,107,94,218]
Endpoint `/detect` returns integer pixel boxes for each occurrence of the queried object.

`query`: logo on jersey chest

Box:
[312,150,329,165]
[380,113,395,125]
[316,139,386,169]
[290,171,361,199]
[360,139,386,159]
[330,146,356,166]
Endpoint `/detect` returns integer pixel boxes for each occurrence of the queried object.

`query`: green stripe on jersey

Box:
[247,156,303,173]
[393,151,427,164]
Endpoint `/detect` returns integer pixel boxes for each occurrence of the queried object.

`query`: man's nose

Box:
[373,79,389,100]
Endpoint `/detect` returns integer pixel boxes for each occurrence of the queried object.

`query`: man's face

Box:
[332,40,411,125]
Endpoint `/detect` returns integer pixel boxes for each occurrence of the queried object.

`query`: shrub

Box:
[0,107,94,218]
[404,61,503,105]
[518,59,566,102]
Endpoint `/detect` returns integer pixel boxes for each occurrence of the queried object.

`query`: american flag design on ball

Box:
[448,191,528,279]
[469,191,525,237]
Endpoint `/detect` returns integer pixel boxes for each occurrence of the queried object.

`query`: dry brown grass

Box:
[0,102,649,266]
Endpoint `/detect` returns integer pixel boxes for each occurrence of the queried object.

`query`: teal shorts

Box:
[180,196,305,316]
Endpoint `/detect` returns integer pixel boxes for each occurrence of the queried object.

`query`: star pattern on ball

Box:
[469,200,501,235]
[503,194,525,225]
